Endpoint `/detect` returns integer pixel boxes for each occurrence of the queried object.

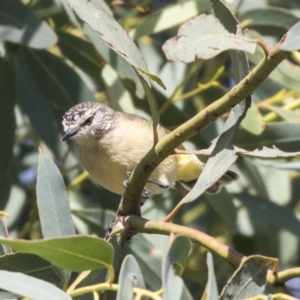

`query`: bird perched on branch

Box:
[61,102,238,199]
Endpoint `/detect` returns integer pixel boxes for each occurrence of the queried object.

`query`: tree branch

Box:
[117,48,289,216]
[126,216,245,267]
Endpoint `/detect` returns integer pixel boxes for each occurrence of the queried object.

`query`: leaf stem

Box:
[69,282,162,300]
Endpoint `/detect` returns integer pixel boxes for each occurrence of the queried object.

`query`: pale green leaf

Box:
[279,20,300,51]
[162,236,191,300]
[0,0,57,49]
[130,0,211,39]
[220,255,276,300]
[0,270,71,300]
[0,253,63,286]
[235,146,300,158]
[204,253,219,300]
[240,102,265,135]
[240,7,299,37]
[235,193,300,238]
[37,152,75,238]
[0,236,114,272]
[163,14,256,63]
[116,255,145,300]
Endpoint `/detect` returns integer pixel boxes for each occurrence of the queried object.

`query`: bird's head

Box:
[61,102,115,143]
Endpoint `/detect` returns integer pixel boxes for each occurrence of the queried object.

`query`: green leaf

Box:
[204,253,218,300]
[130,0,212,39]
[116,255,145,300]
[37,151,75,238]
[180,145,238,204]
[126,233,163,290]
[15,48,96,154]
[102,64,136,113]
[137,68,166,90]
[0,58,16,210]
[180,4,251,203]
[139,74,160,128]
[205,191,237,226]
[84,26,145,99]
[57,30,103,80]
[0,0,57,48]
[0,236,114,272]
[240,102,265,135]
[67,0,149,81]
[234,193,300,238]
[234,146,300,158]
[267,106,300,123]
[162,236,191,300]
[240,7,299,38]
[234,123,300,152]
[220,255,276,299]
[0,270,72,300]
[248,47,300,93]
[279,20,300,51]
[162,14,256,63]
[0,292,17,299]
[0,253,64,286]
[0,218,11,255]
[67,0,160,125]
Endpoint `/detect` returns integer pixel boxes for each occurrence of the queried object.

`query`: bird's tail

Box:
[175,154,238,194]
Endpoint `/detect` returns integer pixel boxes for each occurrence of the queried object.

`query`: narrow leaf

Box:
[0,236,114,272]
[102,64,135,113]
[235,146,300,158]
[240,102,265,135]
[204,253,218,300]
[0,0,57,49]
[37,151,75,238]
[235,193,300,238]
[179,4,252,203]
[0,218,11,255]
[116,255,145,300]
[162,14,256,63]
[279,20,300,51]
[181,147,238,204]
[67,0,160,127]
[0,253,64,286]
[130,0,212,39]
[0,270,71,300]
[234,123,300,152]
[220,255,276,299]
[162,236,191,300]
[67,0,149,81]
[240,7,299,36]
[15,49,95,154]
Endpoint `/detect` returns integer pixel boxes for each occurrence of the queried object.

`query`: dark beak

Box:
[61,129,78,142]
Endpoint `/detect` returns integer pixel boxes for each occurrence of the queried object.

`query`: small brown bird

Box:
[61,102,238,197]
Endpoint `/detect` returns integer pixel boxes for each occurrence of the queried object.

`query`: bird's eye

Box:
[83,116,93,126]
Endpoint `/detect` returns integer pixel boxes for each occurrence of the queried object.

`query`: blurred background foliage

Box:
[1,0,300,298]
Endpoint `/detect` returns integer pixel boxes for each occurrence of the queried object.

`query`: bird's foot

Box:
[123,171,151,206]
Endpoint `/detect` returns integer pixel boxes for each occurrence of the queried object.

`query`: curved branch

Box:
[117,48,289,216]
[126,216,245,268]
[271,267,300,284]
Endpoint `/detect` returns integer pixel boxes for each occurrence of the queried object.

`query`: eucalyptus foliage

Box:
[1,0,300,299]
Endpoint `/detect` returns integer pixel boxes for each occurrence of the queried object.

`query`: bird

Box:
[61,102,238,199]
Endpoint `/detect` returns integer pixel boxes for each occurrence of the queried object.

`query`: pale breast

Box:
[77,113,177,196]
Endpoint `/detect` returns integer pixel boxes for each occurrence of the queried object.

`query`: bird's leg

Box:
[123,171,151,205]
[123,171,169,189]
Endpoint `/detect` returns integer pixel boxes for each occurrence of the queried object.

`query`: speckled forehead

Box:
[62,103,97,126]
